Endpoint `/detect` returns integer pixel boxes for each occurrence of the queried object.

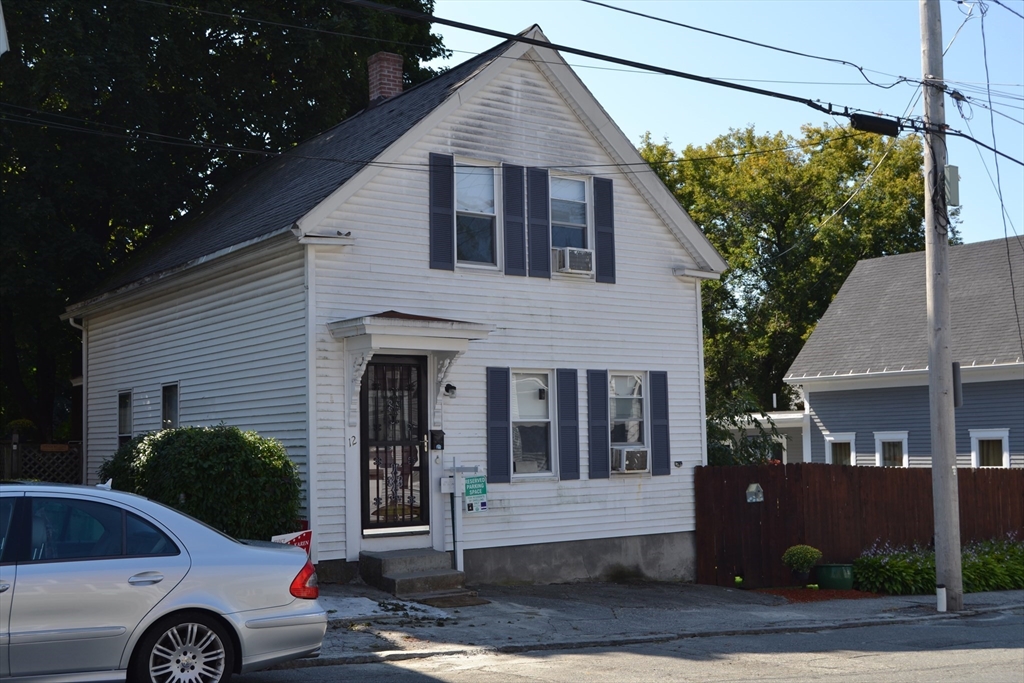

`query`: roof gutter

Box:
[62,227,295,320]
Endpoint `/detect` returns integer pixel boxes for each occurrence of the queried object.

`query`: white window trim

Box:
[117,390,133,444]
[549,173,596,280]
[161,382,180,430]
[970,428,1010,468]
[549,173,592,247]
[454,160,502,271]
[824,432,856,465]
[874,431,909,468]
[510,369,556,479]
[770,434,788,464]
[609,371,650,474]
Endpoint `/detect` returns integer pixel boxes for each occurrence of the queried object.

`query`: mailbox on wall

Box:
[430,430,445,451]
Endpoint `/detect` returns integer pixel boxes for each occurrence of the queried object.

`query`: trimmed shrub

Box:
[782,544,823,572]
[854,536,1024,595]
[99,425,301,540]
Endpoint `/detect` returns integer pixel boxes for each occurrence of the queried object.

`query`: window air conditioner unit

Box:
[552,247,594,274]
[611,446,649,473]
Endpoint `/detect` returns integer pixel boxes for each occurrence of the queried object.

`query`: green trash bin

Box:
[816,564,854,590]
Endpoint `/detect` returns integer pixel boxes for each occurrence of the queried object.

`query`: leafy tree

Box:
[1,0,445,439]
[640,124,950,421]
[705,391,778,466]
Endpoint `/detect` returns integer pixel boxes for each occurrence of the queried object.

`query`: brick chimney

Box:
[368,52,403,105]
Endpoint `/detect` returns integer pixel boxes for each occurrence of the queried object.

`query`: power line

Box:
[341,0,846,118]
[135,0,446,53]
[136,0,884,90]
[0,103,869,172]
[340,0,1023,167]
[580,0,909,90]
[978,1,1024,358]
[988,0,1024,20]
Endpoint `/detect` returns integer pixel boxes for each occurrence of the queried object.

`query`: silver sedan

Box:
[0,482,326,682]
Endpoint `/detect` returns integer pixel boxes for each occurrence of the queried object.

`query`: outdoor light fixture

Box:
[746,483,764,503]
[444,383,457,398]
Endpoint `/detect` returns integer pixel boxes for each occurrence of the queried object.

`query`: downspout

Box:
[67,317,87,483]
[695,279,709,468]
[304,242,319,563]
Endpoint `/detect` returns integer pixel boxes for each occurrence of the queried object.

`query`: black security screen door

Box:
[360,356,429,531]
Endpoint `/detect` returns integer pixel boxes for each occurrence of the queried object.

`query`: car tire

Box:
[130,611,234,683]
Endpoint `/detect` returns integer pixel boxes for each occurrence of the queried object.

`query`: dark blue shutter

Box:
[650,371,670,476]
[587,369,610,479]
[503,165,526,276]
[556,369,580,480]
[594,177,615,283]
[527,167,551,278]
[429,153,454,270]
[486,367,511,484]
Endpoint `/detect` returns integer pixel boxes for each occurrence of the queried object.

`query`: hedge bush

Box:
[782,544,823,572]
[99,425,301,540]
[853,536,1024,595]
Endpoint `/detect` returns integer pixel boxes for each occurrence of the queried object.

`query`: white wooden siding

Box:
[85,242,309,510]
[312,58,705,561]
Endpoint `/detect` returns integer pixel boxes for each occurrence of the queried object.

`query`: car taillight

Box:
[290,559,319,599]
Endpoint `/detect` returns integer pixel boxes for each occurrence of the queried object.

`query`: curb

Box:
[271,603,1021,670]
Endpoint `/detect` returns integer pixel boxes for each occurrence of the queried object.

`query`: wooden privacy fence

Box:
[695,463,1024,588]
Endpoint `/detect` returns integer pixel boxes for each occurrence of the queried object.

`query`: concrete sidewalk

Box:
[279,582,1024,670]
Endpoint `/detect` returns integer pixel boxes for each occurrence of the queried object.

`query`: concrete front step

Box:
[359,549,466,597]
[360,548,453,577]
[382,568,467,597]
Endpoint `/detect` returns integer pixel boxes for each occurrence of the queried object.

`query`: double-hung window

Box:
[117,392,132,446]
[487,367,580,483]
[550,177,587,249]
[609,373,648,473]
[430,154,616,282]
[874,431,908,467]
[826,433,856,465]
[970,429,1009,468]
[161,384,179,430]
[511,371,552,475]
[455,165,497,265]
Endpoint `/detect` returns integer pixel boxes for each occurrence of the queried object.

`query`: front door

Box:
[360,356,429,532]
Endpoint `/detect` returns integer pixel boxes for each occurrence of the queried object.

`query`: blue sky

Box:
[425,0,1023,246]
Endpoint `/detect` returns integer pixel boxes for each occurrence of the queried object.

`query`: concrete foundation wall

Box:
[463,531,696,585]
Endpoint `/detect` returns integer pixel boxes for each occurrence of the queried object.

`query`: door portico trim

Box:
[329,311,492,427]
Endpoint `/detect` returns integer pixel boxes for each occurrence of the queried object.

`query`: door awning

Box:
[328,310,492,353]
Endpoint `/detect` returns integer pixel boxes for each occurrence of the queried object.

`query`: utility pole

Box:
[920,0,963,612]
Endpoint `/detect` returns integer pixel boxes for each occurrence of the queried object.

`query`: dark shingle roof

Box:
[786,237,1024,380]
[96,40,513,295]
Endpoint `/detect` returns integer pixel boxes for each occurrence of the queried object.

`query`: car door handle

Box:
[0,582,9,593]
[128,572,164,586]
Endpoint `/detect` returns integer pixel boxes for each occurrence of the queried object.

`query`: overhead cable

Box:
[340,0,839,117]
[580,0,909,90]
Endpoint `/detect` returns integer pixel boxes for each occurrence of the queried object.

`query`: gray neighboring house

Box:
[784,237,1024,468]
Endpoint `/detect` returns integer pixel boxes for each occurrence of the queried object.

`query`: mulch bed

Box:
[756,587,883,604]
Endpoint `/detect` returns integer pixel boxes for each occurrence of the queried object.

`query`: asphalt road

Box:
[240,608,1024,682]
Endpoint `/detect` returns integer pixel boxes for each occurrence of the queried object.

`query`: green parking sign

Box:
[464,475,487,513]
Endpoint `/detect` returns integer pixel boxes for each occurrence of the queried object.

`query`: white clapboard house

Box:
[63,28,727,583]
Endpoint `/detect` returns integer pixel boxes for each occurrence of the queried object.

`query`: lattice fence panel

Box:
[1,443,83,484]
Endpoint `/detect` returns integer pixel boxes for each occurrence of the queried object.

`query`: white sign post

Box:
[445,456,478,572]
